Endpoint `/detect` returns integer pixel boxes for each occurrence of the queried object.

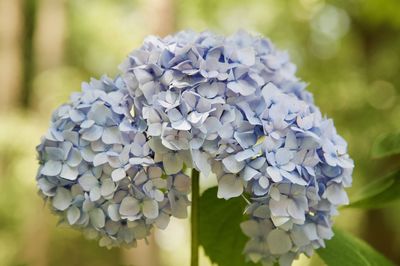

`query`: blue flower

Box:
[118,30,353,264]
[37,30,353,264]
[36,76,191,248]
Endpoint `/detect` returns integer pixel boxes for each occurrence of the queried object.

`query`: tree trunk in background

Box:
[18,0,66,265]
[20,0,37,108]
[19,202,51,266]
[354,20,400,265]
[145,0,176,37]
[0,0,23,112]
[122,0,176,265]
[34,0,66,71]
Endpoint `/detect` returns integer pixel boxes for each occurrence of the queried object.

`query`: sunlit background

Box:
[1,0,400,265]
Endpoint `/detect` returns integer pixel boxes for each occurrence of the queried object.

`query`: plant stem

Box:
[191,168,200,266]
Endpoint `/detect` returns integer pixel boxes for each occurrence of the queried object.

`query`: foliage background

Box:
[0,0,399,265]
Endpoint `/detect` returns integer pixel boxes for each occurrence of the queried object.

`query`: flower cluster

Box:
[36,76,191,248]
[36,30,353,265]
[119,30,353,265]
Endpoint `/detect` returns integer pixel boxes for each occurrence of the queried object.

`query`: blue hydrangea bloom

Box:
[119,30,353,265]
[36,76,191,248]
[37,30,353,265]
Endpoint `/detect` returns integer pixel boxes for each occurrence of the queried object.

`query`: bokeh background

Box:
[1,0,400,265]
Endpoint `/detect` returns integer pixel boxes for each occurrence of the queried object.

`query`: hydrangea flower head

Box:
[119,30,353,265]
[36,76,191,248]
[36,30,353,265]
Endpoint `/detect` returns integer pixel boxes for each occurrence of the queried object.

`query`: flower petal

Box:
[41,160,62,176]
[143,199,159,219]
[111,168,126,182]
[52,187,72,211]
[119,197,140,217]
[267,229,292,255]
[217,174,244,199]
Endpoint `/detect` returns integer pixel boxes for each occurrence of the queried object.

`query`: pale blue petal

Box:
[52,187,72,211]
[267,229,292,255]
[217,174,244,199]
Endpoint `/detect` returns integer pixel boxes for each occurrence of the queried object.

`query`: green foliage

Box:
[348,170,400,209]
[199,187,258,266]
[317,228,394,266]
[372,132,400,159]
[199,188,395,266]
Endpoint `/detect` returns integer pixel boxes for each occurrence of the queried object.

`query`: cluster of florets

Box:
[37,30,353,265]
[36,76,191,248]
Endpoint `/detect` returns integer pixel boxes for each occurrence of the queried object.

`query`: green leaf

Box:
[199,186,258,266]
[372,132,400,158]
[317,228,394,266]
[348,170,400,208]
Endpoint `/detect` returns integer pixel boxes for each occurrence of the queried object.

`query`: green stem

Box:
[191,168,200,266]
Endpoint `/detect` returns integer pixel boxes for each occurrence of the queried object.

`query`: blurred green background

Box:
[0,0,400,265]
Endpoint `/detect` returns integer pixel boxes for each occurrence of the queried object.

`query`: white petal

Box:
[237,47,255,66]
[148,123,162,136]
[173,174,191,192]
[275,148,293,165]
[259,176,269,189]
[105,220,120,235]
[271,216,291,227]
[323,183,349,205]
[168,193,188,218]
[111,168,126,182]
[270,197,289,217]
[101,179,115,197]
[69,109,85,123]
[243,166,259,181]
[269,186,281,201]
[81,147,96,162]
[148,166,162,179]
[81,120,95,129]
[240,220,260,237]
[222,155,245,174]
[108,204,121,222]
[52,187,72,211]
[235,149,258,162]
[67,148,82,167]
[45,147,64,161]
[60,164,79,181]
[119,197,140,217]
[63,131,79,146]
[102,126,122,144]
[192,150,211,177]
[87,103,111,125]
[41,160,62,176]
[291,226,310,247]
[267,229,292,255]
[267,166,282,182]
[234,131,256,149]
[78,175,98,191]
[93,152,108,166]
[217,174,244,199]
[82,125,103,141]
[227,80,256,96]
[163,152,183,175]
[155,212,170,229]
[67,206,81,225]
[253,205,270,219]
[303,223,319,241]
[204,116,222,134]
[89,208,105,229]
[171,119,191,131]
[143,199,159,219]
[287,200,305,221]
[90,186,101,201]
